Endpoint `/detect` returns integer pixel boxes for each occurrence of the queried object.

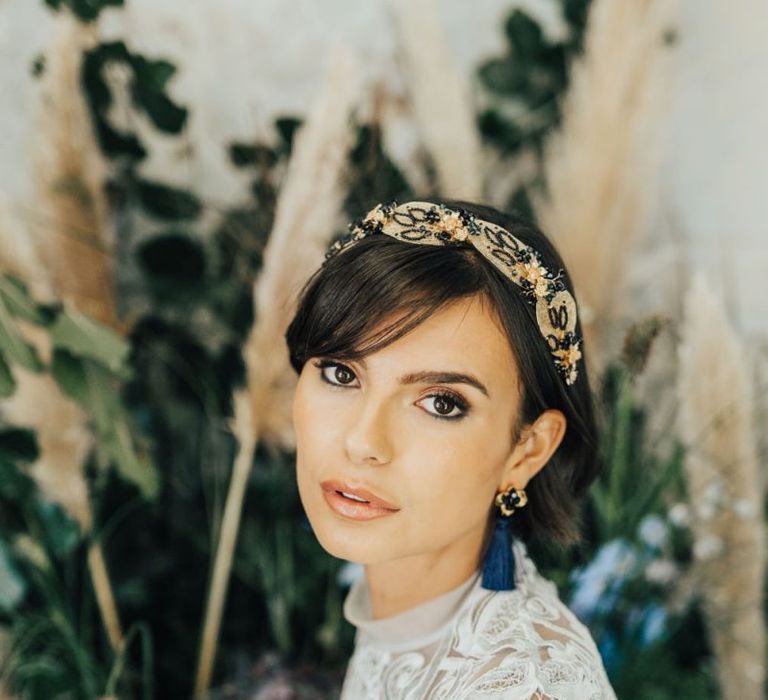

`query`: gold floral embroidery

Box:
[327,201,584,386]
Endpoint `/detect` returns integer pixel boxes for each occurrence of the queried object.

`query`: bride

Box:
[285,199,616,699]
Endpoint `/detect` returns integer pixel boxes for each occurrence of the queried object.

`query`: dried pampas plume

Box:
[0,197,53,304]
[391,0,482,198]
[0,14,125,652]
[32,13,119,330]
[193,46,362,699]
[243,45,362,452]
[534,0,677,370]
[2,328,92,533]
[677,274,766,700]
[1,324,123,651]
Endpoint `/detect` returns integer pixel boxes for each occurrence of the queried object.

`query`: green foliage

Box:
[0,428,39,464]
[82,43,146,159]
[228,143,279,169]
[477,1,591,211]
[136,232,208,303]
[589,363,685,542]
[610,606,718,699]
[129,56,187,134]
[0,291,44,373]
[136,181,202,222]
[49,305,130,375]
[81,40,188,162]
[233,448,355,663]
[8,1,737,696]
[0,536,26,612]
[44,0,124,23]
[0,274,158,501]
[344,123,412,219]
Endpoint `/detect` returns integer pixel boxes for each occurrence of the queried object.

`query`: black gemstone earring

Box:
[495,486,528,517]
[481,486,528,591]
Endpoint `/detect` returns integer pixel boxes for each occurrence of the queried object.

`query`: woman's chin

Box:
[311,520,385,564]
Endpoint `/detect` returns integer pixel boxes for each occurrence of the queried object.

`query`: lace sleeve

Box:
[459,586,617,699]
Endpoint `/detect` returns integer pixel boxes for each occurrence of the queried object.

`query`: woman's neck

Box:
[363,526,485,619]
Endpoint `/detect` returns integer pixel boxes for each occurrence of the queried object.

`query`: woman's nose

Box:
[343,393,393,466]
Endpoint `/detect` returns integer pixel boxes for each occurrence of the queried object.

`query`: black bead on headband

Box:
[324,201,583,386]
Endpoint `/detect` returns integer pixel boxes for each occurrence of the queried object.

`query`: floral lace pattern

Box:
[340,540,616,699]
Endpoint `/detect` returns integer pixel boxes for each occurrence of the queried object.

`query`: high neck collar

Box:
[342,568,482,648]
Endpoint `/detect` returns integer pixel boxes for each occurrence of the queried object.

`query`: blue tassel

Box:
[481,514,516,591]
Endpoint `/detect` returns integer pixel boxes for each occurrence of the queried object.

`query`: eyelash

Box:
[311,359,471,422]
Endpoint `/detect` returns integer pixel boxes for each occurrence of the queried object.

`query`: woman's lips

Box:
[320,480,400,521]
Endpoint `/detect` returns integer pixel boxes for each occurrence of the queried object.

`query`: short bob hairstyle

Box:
[285,198,601,548]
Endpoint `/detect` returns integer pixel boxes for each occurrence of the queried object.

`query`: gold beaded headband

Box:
[324,201,583,386]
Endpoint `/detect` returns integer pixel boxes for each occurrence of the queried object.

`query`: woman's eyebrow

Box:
[400,370,490,397]
[355,358,489,397]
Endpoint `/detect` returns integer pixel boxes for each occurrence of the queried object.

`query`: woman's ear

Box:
[501,409,567,489]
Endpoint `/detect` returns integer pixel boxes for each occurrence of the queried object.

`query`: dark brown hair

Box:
[284,198,601,547]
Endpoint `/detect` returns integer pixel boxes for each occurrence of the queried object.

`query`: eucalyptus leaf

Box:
[107,420,159,500]
[0,351,15,397]
[505,10,546,61]
[275,116,302,155]
[136,232,207,301]
[130,56,188,133]
[34,498,81,557]
[81,360,159,500]
[137,180,201,221]
[0,294,44,372]
[0,536,26,612]
[0,458,36,502]
[49,305,129,374]
[50,349,89,405]
[45,0,125,23]
[0,275,55,325]
[0,428,39,463]
[229,142,278,168]
[82,42,147,160]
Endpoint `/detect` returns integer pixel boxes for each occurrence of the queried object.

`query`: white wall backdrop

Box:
[1,0,766,350]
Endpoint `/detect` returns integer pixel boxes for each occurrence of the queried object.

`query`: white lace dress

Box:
[340,539,616,699]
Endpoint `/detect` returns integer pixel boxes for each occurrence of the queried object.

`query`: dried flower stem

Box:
[193,46,360,698]
[87,538,124,650]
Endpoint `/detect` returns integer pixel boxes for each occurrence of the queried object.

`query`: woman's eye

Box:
[418,392,469,421]
[312,359,357,387]
[311,359,470,421]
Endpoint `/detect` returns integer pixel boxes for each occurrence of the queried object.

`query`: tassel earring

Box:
[481,486,528,591]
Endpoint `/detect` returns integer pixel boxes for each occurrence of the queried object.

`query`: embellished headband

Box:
[324,201,583,386]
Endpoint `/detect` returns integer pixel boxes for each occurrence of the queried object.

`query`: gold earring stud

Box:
[495,486,528,517]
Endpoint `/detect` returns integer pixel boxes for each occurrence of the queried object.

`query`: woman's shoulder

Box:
[451,539,617,699]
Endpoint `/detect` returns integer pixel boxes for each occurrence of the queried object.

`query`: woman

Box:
[285,199,616,698]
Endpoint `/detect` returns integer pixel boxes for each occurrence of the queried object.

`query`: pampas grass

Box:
[0,15,125,652]
[193,46,362,698]
[534,0,676,369]
[32,14,118,331]
[1,328,124,652]
[677,274,766,700]
[391,0,482,199]
[0,198,53,305]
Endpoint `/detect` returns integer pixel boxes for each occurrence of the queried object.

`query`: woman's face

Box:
[292,294,527,567]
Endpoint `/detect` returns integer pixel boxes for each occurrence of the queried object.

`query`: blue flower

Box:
[637,514,669,550]
[569,538,637,623]
[638,603,667,646]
